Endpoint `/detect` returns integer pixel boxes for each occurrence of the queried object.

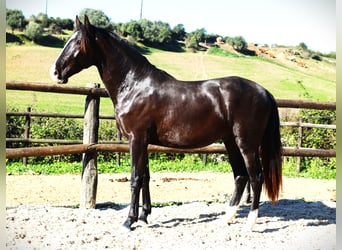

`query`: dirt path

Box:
[6,172,336,249]
[6,172,336,206]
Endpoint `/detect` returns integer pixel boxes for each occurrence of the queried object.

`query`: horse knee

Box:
[235,175,249,186]
[131,175,143,189]
[249,173,264,189]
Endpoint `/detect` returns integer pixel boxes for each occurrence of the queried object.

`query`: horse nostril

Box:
[50,65,62,82]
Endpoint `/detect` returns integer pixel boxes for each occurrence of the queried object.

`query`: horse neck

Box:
[94,33,158,103]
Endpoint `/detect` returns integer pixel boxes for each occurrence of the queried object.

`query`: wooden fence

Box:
[6,82,336,208]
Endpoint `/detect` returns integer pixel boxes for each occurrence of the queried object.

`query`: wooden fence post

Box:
[80,83,100,209]
[297,117,303,172]
[23,107,31,166]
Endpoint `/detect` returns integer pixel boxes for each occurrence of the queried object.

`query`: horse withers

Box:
[50,15,282,231]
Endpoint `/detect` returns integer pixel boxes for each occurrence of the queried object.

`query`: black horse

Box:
[51,16,282,231]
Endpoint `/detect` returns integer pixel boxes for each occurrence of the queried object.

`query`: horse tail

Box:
[261,92,283,204]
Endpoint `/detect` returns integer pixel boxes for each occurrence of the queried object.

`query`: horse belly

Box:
[157,115,227,148]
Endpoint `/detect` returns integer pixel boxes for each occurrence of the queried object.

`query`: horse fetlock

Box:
[243,209,258,232]
[224,205,239,225]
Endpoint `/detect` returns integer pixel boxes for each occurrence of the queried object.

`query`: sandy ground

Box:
[6,172,336,206]
[6,172,336,249]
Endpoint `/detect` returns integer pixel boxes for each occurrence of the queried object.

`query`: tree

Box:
[185,28,206,50]
[226,36,247,51]
[48,17,74,34]
[119,20,143,41]
[79,8,112,30]
[24,22,44,42]
[139,19,172,44]
[33,13,50,28]
[192,28,206,43]
[6,9,27,33]
[185,35,199,50]
[172,24,186,41]
[298,42,308,51]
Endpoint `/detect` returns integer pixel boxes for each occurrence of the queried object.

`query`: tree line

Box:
[6,8,248,51]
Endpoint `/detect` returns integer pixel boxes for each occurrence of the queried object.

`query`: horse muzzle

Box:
[50,65,68,84]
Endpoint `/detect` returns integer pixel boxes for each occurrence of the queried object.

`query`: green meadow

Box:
[6,44,336,116]
[5,42,336,179]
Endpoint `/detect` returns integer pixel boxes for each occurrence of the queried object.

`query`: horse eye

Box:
[76,40,81,45]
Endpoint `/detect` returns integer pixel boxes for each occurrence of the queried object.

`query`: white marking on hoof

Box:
[223,205,238,225]
[243,209,258,232]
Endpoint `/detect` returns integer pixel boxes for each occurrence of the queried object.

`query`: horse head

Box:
[50,15,97,84]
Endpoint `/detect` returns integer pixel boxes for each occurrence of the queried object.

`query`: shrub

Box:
[280,109,336,178]
[24,22,44,42]
[299,109,336,173]
[226,36,247,51]
[6,109,26,149]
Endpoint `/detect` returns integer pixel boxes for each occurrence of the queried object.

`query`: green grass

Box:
[6,155,335,179]
[147,50,335,101]
[207,47,240,57]
[6,43,335,115]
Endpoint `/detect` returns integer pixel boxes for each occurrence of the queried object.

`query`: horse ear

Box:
[84,15,92,32]
[75,15,81,29]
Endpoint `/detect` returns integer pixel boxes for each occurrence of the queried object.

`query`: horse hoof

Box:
[119,223,132,233]
[139,215,148,224]
[122,220,133,231]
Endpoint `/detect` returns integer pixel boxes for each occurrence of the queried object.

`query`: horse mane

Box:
[92,26,148,64]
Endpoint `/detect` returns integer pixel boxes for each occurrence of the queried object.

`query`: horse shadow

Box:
[95,201,129,211]
[149,210,226,229]
[91,199,335,232]
[255,199,336,232]
[147,199,336,232]
[259,199,335,222]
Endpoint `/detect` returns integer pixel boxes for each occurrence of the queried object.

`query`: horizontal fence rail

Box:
[6,81,109,97]
[6,111,115,120]
[5,143,336,159]
[6,81,336,110]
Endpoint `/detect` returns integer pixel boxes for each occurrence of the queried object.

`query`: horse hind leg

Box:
[223,141,249,224]
[241,150,264,231]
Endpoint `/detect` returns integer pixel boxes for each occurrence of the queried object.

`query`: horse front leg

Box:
[139,167,151,224]
[123,137,150,230]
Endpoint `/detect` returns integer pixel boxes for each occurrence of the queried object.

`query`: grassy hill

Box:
[6,36,336,116]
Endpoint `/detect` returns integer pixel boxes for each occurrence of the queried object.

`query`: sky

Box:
[6,0,336,52]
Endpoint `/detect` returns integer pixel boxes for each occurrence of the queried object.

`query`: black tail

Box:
[261,92,283,204]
